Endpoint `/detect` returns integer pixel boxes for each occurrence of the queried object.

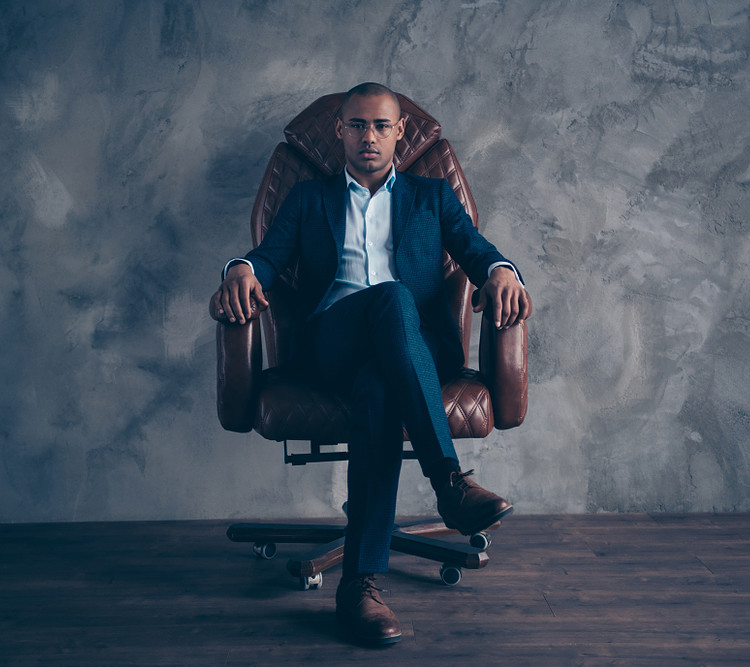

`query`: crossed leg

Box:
[306,281,458,575]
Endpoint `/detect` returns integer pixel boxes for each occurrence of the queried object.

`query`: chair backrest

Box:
[250,92,479,368]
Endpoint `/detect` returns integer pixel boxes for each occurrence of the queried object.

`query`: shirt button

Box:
[367,241,373,247]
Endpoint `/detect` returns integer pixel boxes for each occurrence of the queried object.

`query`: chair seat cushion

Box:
[255,367,494,442]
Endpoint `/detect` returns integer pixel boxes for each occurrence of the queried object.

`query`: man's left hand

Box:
[472,266,532,329]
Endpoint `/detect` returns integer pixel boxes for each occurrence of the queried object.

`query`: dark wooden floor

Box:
[1,514,749,665]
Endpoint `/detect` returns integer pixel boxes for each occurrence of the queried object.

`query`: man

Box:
[213,83,532,645]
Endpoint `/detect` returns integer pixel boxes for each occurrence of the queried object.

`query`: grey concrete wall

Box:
[1,1,748,522]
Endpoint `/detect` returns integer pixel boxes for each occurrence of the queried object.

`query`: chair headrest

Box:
[284,92,442,176]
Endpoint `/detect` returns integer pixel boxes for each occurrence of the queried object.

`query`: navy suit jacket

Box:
[245,170,521,370]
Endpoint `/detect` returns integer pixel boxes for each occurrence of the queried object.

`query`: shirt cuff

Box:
[223,258,254,280]
[488,261,525,287]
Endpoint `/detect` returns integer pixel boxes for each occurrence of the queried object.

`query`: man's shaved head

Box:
[340,82,401,119]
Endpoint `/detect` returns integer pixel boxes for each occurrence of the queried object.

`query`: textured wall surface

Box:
[1,1,748,522]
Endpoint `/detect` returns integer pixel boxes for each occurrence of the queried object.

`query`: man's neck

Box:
[345,163,394,195]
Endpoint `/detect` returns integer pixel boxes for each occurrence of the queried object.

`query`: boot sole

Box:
[336,618,402,646]
[442,503,514,536]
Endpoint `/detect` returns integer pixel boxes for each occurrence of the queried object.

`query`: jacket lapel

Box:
[391,172,416,253]
[322,172,347,264]
[323,170,415,264]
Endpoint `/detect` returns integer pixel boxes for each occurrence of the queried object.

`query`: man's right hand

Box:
[212,263,269,325]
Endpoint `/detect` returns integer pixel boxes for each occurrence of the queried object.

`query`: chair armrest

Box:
[478,316,528,429]
[209,299,262,433]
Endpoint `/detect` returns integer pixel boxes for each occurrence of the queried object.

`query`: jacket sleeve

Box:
[438,179,523,288]
[243,182,304,292]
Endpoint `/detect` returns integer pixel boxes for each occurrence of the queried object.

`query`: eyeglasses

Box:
[343,122,396,139]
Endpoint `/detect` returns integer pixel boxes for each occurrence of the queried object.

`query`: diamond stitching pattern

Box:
[256,370,352,442]
[441,369,492,438]
[257,369,493,442]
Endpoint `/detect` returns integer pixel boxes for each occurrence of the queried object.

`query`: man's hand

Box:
[212,263,269,325]
[473,266,532,329]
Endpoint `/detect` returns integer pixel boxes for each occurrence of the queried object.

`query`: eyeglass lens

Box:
[346,123,393,139]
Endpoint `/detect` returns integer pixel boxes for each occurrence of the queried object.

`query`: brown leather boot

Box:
[335,575,402,646]
[437,469,513,535]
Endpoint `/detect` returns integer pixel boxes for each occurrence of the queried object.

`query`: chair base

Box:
[227,518,499,588]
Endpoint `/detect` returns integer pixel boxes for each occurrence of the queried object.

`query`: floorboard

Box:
[1,514,749,665]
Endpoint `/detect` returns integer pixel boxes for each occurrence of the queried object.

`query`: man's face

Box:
[335,93,405,185]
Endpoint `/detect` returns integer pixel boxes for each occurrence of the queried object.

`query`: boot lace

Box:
[357,576,385,604]
[451,468,476,491]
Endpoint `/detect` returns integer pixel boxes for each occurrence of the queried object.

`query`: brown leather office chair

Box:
[210,91,528,589]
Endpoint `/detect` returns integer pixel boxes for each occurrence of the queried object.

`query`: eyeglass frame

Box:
[341,120,400,140]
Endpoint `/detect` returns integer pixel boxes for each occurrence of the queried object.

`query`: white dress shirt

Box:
[318,166,400,310]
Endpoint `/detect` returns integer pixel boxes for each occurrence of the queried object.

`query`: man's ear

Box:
[335,117,344,139]
[395,117,405,141]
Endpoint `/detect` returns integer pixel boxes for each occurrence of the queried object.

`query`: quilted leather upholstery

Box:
[256,368,353,442]
[436,368,493,439]
[256,367,493,442]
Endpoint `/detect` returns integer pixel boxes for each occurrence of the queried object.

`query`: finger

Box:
[494,290,510,329]
[228,285,246,325]
[251,284,269,309]
[212,291,224,317]
[504,292,520,329]
[238,282,254,322]
[516,290,531,321]
[220,288,237,323]
[472,288,487,313]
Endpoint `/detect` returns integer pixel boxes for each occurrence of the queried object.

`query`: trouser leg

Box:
[309,282,458,475]
[307,282,459,574]
[342,361,403,575]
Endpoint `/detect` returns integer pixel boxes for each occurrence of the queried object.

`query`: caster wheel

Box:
[470,531,491,550]
[300,573,323,591]
[440,564,462,586]
[253,542,277,560]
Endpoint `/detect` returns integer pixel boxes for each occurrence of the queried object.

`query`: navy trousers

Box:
[305,282,460,575]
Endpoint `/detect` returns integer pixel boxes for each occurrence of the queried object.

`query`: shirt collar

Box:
[344,165,397,194]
